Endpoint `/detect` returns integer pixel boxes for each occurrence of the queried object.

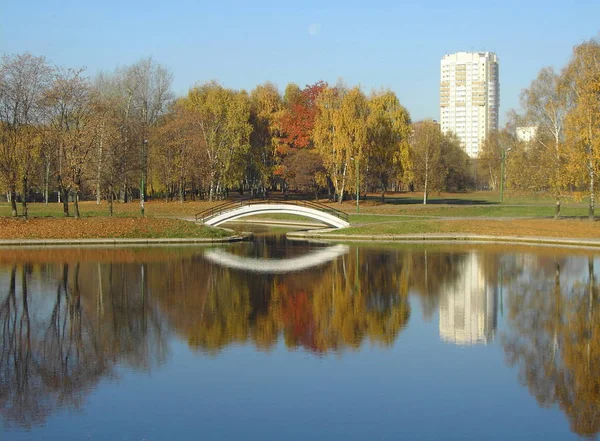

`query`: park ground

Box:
[0,191,599,240]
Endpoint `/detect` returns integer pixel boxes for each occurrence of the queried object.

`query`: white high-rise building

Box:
[440,52,500,158]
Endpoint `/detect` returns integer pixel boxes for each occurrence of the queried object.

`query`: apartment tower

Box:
[440,52,499,158]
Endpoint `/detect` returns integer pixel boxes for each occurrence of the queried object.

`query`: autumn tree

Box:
[478,131,503,190]
[181,82,251,201]
[442,132,473,191]
[0,53,53,217]
[521,67,571,218]
[366,90,411,202]
[276,81,327,151]
[247,82,283,195]
[564,39,600,220]
[121,58,173,213]
[314,86,369,203]
[45,68,99,217]
[274,81,327,190]
[152,100,204,202]
[410,120,445,204]
[282,148,327,198]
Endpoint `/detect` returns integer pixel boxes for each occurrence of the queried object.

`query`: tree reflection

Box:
[0,261,167,429]
[152,247,412,354]
[502,256,600,437]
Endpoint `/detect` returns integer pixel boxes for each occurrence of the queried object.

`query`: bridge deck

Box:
[195,198,350,229]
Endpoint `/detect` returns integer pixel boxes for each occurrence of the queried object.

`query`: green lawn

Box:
[1,191,592,222]
[358,204,588,218]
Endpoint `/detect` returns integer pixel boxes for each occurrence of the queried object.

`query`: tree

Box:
[45,68,97,217]
[314,86,369,204]
[410,120,445,204]
[478,131,503,191]
[152,100,204,202]
[276,81,327,152]
[0,53,53,217]
[282,148,327,198]
[121,58,173,214]
[181,82,251,201]
[273,81,327,192]
[564,39,600,220]
[441,131,473,192]
[366,90,411,202]
[248,83,283,195]
[521,67,571,218]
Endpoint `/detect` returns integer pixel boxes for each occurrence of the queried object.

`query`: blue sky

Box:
[1,0,599,123]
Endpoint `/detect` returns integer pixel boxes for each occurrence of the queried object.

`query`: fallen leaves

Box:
[0,217,228,239]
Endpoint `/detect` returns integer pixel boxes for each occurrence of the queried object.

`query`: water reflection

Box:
[203,244,350,273]
[0,262,167,429]
[1,243,600,438]
[438,252,498,345]
[502,256,600,437]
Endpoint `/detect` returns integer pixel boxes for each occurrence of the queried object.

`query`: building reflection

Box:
[438,252,498,345]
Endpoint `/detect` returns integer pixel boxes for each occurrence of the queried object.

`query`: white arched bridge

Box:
[195,198,350,229]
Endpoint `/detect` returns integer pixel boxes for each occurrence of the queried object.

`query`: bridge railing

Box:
[195,197,350,223]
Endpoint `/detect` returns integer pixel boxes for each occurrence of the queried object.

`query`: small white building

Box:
[516,126,538,143]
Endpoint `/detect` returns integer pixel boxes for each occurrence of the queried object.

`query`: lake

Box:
[1,232,599,440]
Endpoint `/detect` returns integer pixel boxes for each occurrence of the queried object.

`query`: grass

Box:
[0,191,596,240]
[349,205,588,218]
[0,217,232,240]
[330,218,600,239]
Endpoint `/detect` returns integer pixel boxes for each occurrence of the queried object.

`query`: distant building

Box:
[439,252,498,345]
[516,126,538,143]
[440,52,500,158]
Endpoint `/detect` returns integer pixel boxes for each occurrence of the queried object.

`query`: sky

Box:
[1,0,599,124]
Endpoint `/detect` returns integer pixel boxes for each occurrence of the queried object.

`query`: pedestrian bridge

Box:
[203,244,350,273]
[196,199,350,229]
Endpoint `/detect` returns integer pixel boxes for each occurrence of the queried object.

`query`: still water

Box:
[1,232,600,440]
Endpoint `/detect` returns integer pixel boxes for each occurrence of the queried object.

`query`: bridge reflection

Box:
[203,244,350,273]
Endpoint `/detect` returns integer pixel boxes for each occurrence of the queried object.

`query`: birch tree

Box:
[181,82,251,201]
[248,82,282,194]
[410,120,445,204]
[314,86,369,204]
[521,67,571,218]
[564,39,600,220]
[366,90,411,202]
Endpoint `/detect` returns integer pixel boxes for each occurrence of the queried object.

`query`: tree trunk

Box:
[338,164,348,205]
[555,197,561,219]
[61,187,69,217]
[21,176,28,219]
[423,157,429,205]
[96,129,103,205]
[44,159,50,205]
[74,190,80,218]
[589,161,595,220]
[10,187,17,217]
[209,180,215,202]
[109,184,114,216]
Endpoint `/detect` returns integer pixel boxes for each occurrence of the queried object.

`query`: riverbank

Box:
[288,218,600,248]
[0,217,239,241]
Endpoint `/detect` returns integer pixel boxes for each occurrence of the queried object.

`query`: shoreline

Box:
[0,233,251,247]
[286,230,600,249]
